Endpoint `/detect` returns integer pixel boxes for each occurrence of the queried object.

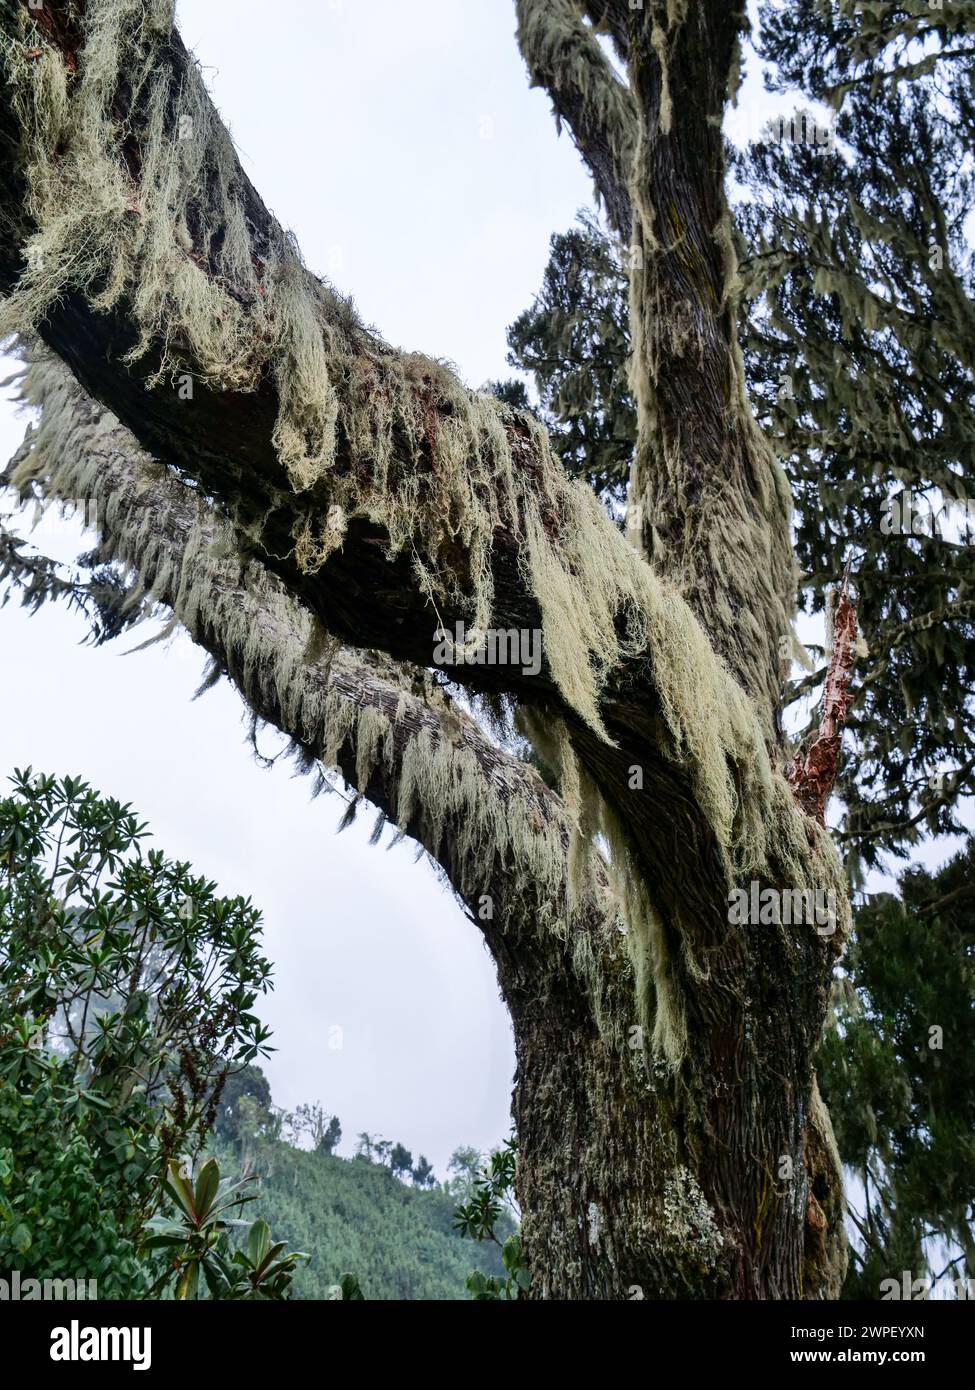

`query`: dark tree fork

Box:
[0,0,857,1297]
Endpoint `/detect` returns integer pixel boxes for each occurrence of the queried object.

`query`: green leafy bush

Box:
[0,768,273,1292]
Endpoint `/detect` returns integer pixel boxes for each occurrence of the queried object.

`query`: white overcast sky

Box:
[0,1,945,1176]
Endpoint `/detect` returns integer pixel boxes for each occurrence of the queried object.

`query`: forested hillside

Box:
[208,1068,510,1300]
[209,1136,506,1301]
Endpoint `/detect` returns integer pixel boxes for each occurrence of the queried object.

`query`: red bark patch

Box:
[22,0,81,72]
[788,566,858,825]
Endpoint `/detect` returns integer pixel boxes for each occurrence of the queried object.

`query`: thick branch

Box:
[0,0,821,985]
[515,0,636,237]
[0,4,851,1102]
[623,3,797,731]
[4,352,618,991]
[513,2,797,735]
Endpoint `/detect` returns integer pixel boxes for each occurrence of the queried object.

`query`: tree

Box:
[215,1065,274,1145]
[0,0,964,1297]
[390,1143,413,1181]
[288,1102,341,1155]
[411,1155,435,1190]
[819,849,975,1298]
[0,768,273,1293]
[733,2,975,1294]
[503,6,975,1292]
[504,209,634,503]
[355,1133,377,1164]
[319,1116,342,1156]
[447,1147,484,1200]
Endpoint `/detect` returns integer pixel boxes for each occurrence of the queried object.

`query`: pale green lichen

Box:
[515,0,637,196]
[520,692,848,1063]
[1,0,340,488]
[0,0,648,744]
[2,5,845,1063]
[650,24,673,135]
[6,350,612,943]
[662,1165,725,1266]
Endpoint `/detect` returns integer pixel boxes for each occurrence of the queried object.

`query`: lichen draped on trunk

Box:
[0,0,858,1298]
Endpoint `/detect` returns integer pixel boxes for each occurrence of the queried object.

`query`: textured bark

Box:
[512,951,846,1299]
[623,3,797,732]
[789,575,859,824]
[0,0,854,1299]
[6,351,847,1299]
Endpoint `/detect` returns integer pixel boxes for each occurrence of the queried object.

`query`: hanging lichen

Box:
[0,0,344,487]
[1,4,850,1065]
[5,349,622,951]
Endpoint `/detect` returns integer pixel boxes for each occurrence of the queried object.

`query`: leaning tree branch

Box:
[3,350,622,1007]
[0,0,831,989]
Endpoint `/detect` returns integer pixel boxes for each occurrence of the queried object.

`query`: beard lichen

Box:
[514,0,637,199]
[1,0,342,489]
[6,349,616,945]
[3,4,847,1063]
[0,0,651,743]
[0,0,791,760]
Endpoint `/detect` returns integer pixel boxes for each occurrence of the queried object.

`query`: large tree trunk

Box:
[505,896,845,1299]
[0,0,854,1298]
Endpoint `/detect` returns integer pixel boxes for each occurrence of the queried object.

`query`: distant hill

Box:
[209,1137,506,1300]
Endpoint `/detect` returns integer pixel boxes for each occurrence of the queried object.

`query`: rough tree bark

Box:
[0,0,853,1297]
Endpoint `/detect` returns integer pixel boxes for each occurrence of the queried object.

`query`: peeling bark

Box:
[789,571,859,824]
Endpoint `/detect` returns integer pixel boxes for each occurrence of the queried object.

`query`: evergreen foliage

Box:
[0,768,273,1294]
[819,846,975,1295]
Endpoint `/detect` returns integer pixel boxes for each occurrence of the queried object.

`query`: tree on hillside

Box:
[288,1102,341,1156]
[411,1156,436,1190]
[0,0,971,1297]
[319,1116,342,1156]
[354,1133,377,1164]
[215,1065,274,1146]
[447,1147,484,1201]
[390,1143,413,1181]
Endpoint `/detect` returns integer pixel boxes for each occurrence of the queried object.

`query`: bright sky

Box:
[0,1,926,1177]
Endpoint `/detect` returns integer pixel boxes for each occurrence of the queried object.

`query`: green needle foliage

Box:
[818,845,975,1295]
[0,524,137,645]
[503,210,634,507]
[502,12,975,873]
[736,8,975,874]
